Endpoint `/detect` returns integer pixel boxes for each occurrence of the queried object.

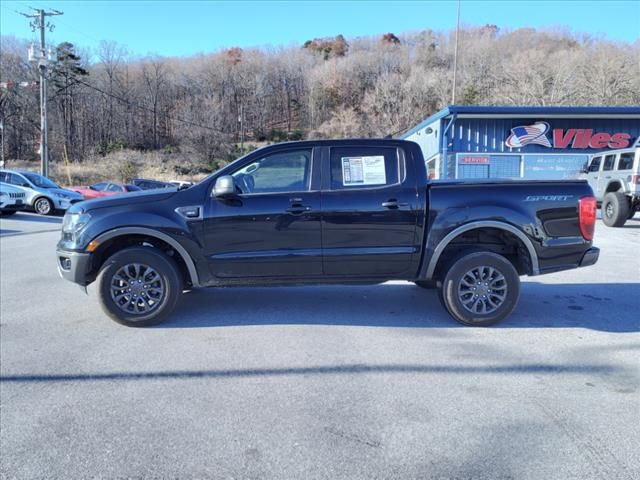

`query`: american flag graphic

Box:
[505,122,552,148]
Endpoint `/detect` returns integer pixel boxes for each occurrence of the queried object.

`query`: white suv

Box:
[580,147,639,227]
[0,182,27,216]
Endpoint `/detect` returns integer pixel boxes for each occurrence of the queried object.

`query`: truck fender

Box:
[91,227,201,287]
[423,220,540,280]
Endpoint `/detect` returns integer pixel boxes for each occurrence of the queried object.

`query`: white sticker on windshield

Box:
[341,156,386,186]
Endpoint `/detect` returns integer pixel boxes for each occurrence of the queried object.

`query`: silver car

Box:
[0,169,84,215]
[579,146,640,227]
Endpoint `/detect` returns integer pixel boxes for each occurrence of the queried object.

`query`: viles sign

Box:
[505,122,632,150]
[552,129,630,149]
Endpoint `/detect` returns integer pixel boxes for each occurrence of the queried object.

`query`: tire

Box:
[33,197,54,216]
[96,246,182,327]
[440,251,520,327]
[414,280,437,289]
[0,210,17,216]
[601,192,630,227]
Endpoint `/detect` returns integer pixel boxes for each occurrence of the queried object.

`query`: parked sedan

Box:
[0,182,27,216]
[0,169,84,215]
[130,178,174,190]
[72,182,142,200]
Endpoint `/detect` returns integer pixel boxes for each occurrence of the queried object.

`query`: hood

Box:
[51,187,84,199]
[69,188,178,213]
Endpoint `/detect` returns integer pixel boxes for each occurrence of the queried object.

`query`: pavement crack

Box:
[324,426,381,448]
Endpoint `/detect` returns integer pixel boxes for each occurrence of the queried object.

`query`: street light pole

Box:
[451,0,461,105]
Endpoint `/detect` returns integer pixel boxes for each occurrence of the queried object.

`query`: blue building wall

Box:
[449,117,640,154]
[403,108,640,179]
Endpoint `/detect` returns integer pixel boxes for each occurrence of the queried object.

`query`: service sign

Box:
[505,122,633,150]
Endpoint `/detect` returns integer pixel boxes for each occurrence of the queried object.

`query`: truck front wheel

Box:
[440,251,520,327]
[602,192,630,227]
[96,246,182,327]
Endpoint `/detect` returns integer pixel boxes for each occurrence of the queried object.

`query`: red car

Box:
[72,182,141,200]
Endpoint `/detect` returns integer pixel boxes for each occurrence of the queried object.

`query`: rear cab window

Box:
[328,146,402,190]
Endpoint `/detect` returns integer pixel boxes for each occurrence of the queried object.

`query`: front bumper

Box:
[56,248,93,286]
[579,247,599,268]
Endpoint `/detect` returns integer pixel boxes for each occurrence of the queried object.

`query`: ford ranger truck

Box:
[56,139,599,327]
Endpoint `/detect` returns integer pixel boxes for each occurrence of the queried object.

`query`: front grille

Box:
[9,193,25,199]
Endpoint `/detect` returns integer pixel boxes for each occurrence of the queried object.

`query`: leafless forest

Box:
[1,25,638,180]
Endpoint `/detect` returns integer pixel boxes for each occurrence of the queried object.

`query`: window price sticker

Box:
[341,156,386,186]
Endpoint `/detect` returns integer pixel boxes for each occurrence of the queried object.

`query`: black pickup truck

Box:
[57,139,599,327]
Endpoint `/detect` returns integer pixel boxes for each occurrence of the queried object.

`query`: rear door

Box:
[320,145,420,277]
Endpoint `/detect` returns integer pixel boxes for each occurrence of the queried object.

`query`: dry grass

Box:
[6,150,215,187]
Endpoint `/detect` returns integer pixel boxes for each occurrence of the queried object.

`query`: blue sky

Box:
[1,0,639,59]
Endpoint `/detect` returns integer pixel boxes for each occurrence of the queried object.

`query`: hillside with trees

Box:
[1,26,638,178]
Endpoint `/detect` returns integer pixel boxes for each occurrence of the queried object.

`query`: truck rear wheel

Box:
[440,251,520,327]
[602,192,630,227]
[96,246,182,327]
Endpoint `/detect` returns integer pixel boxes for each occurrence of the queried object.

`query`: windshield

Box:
[22,172,59,189]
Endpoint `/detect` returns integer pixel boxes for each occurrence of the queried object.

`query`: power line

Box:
[73,78,229,134]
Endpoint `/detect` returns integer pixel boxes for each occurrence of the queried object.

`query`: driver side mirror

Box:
[213,175,236,197]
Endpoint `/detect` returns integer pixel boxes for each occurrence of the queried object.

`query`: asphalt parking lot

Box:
[1,212,639,479]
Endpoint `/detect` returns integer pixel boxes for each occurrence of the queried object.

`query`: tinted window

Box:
[231,149,311,194]
[603,154,616,171]
[126,185,141,191]
[92,182,108,191]
[22,172,58,188]
[618,153,634,170]
[329,147,399,190]
[9,173,31,187]
[106,183,123,192]
[588,157,601,172]
[0,172,7,182]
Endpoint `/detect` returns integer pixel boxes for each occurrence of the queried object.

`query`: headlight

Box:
[0,191,7,197]
[55,192,71,200]
[62,212,91,235]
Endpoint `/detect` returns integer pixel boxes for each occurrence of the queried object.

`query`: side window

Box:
[603,154,616,171]
[10,174,30,187]
[106,183,123,192]
[0,172,7,182]
[231,149,311,194]
[329,147,400,190]
[617,153,634,170]
[92,182,108,191]
[588,157,601,172]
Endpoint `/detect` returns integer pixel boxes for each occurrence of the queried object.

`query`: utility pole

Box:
[239,104,244,155]
[451,0,461,105]
[0,119,5,167]
[19,8,63,177]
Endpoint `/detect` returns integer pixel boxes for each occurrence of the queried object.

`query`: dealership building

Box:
[401,105,640,180]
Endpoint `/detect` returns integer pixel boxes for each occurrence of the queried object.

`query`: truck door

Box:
[203,147,322,278]
[586,156,602,198]
[598,153,617,197]
[320,145,421,277]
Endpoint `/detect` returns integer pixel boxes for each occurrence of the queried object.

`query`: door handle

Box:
[286,204,311,215]
[381,199,408,209]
